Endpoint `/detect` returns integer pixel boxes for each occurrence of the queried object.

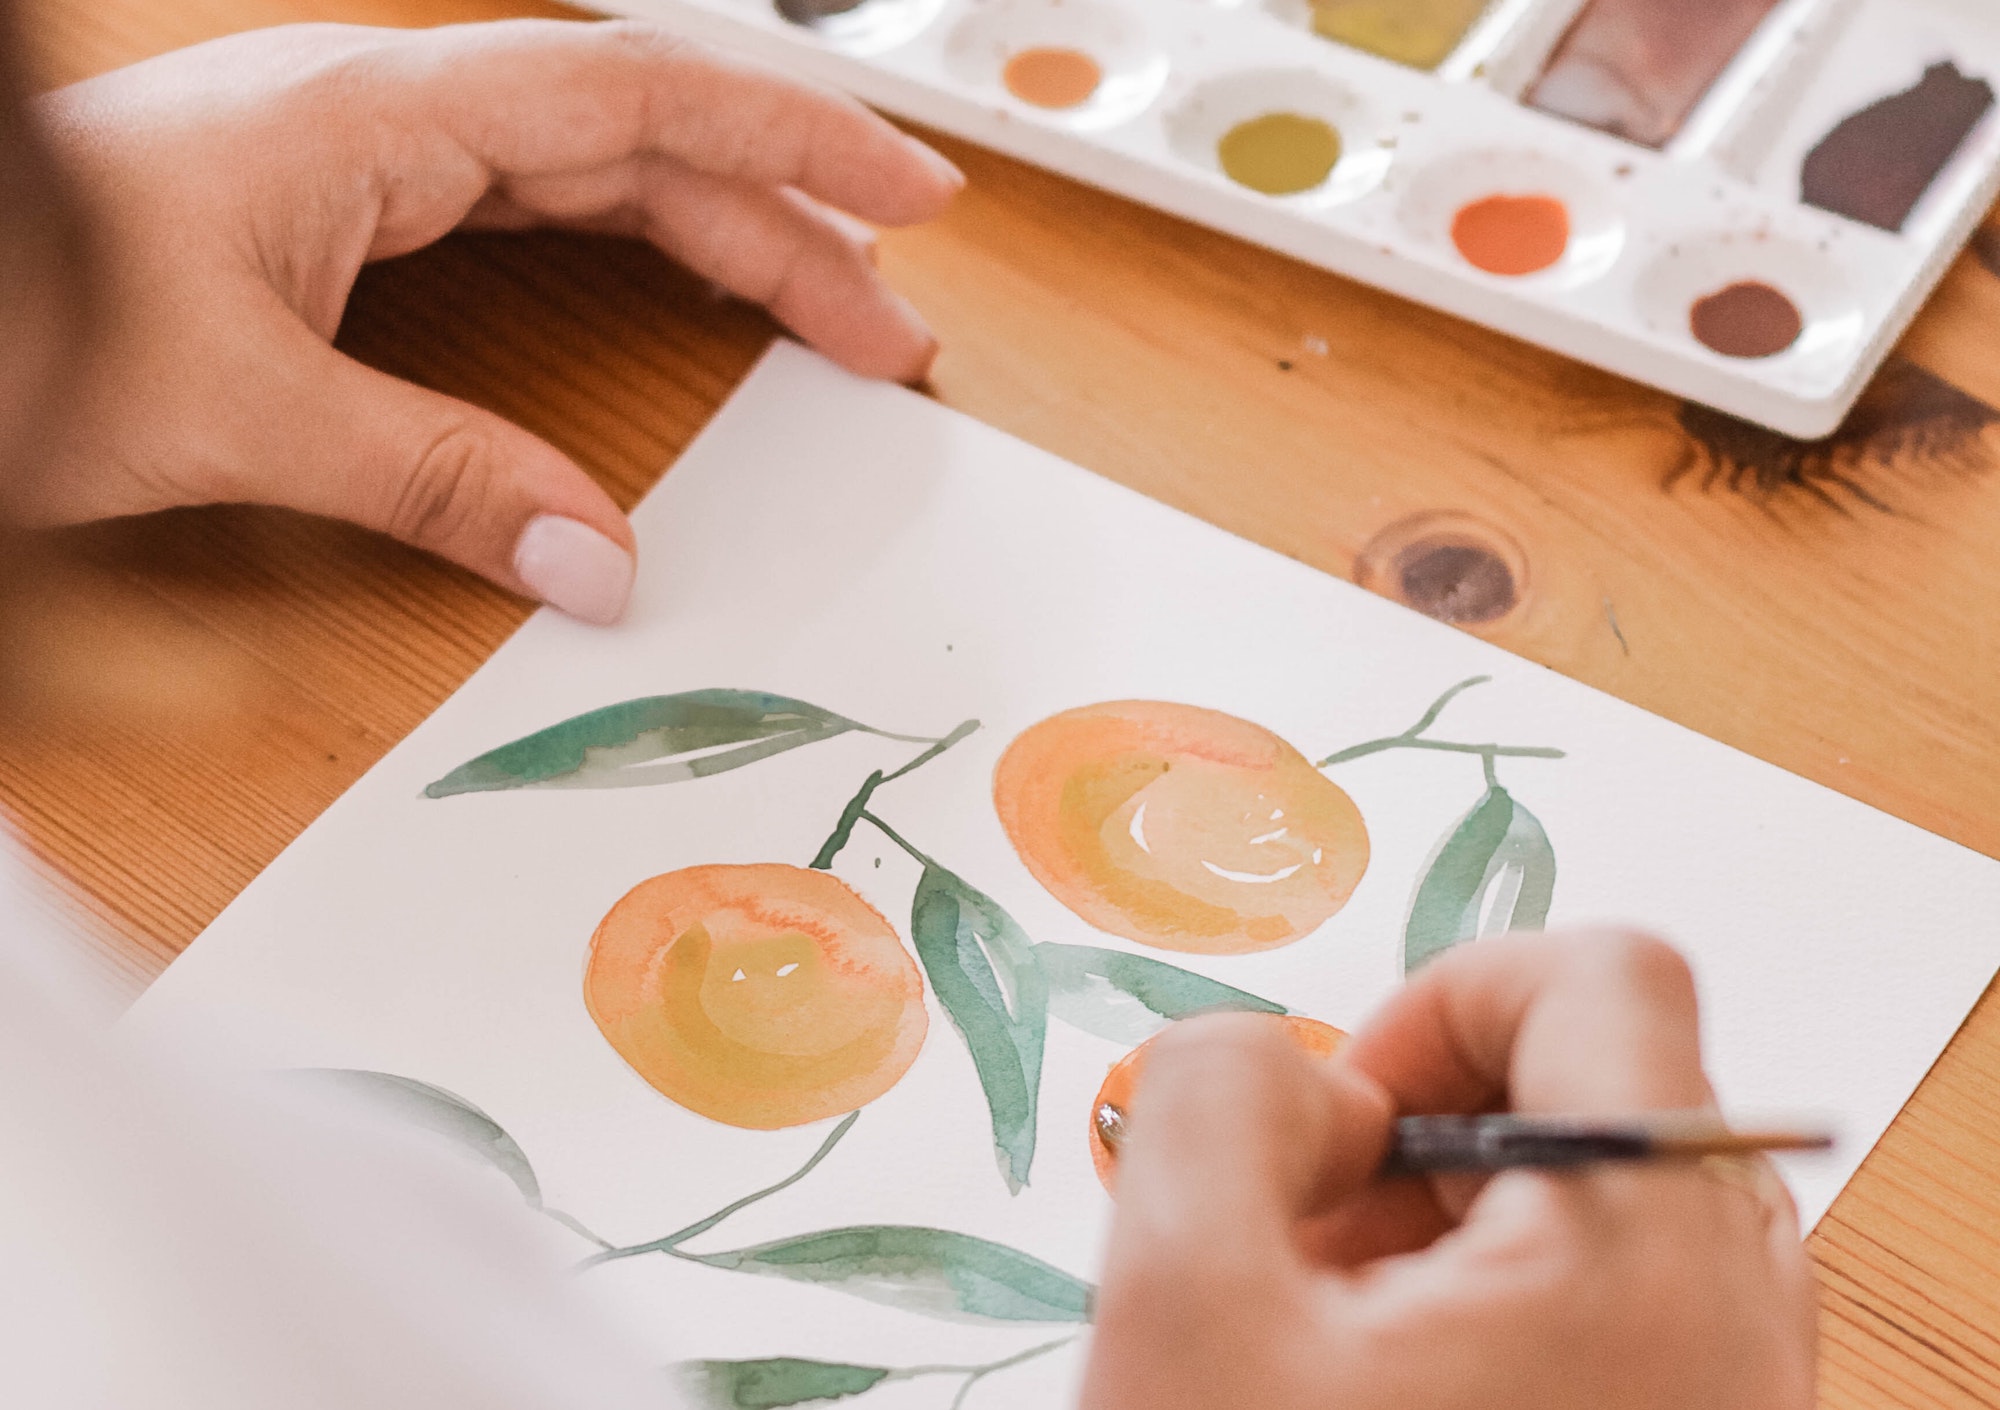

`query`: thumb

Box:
[1083,1015,1391,1409]
[1115,1015,1392,1259]
[279,338,636,625]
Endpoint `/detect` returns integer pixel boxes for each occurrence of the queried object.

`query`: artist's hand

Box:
[24,21,960,622]
[1082,933,1818,1410]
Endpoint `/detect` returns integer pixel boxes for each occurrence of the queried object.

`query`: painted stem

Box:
[1320,737,1566,767]
[812,720,981,869]
[539,1206,613,1250]
[857,810,941,873]
[577,1112,860,1270]
[1316,675,1565,770]
[889,1336,1076,1409]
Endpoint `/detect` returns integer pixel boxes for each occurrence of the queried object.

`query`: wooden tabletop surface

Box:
[11,0,2000,1401]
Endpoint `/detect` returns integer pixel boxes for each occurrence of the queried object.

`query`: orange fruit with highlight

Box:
[1088,1014,1348,1191]
[994,702,1369,955]
[585,863,928,1129]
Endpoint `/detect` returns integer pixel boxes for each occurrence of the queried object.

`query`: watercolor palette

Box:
[603,0,2000,437]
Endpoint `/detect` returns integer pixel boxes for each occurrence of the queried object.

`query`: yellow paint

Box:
[585,863,928,1129]
[994,701,1370,954]
[1216,113,1342,196]
[1310,0,1489,70]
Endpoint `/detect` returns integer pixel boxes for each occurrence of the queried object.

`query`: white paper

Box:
[130,341,2000,1405]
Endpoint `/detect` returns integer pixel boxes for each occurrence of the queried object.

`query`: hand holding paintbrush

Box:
[1078,933,1819,1410]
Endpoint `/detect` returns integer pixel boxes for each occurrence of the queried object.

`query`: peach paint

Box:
[1002,47,1104,109]
[1451,193,1571,276]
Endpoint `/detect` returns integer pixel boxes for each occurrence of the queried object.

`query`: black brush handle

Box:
[1380,1115,1653,1177]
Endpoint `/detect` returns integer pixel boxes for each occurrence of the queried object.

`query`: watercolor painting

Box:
[420,675,1561,1187]
[342,670,1565,1399]
[129,346,2000,1406]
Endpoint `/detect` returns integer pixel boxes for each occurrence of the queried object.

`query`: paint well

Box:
[1308,0,1488,71]
[1451,193,1570,276]
[1217,113,1341,196]
[774,0,868,22]
[1002,46,1104,109]
[1527,0,1782,148]
[1802,62,1996,233]
[1690,281,1803,359]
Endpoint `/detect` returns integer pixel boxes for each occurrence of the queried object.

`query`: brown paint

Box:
[1527,0,1782,148]
[1451,194,1571,276]
[1356,513,1527,626]
[1002,47,1104,110]
[1802,62,1996,233]
[1689,281,1802,359]
[1670,359,1999,510]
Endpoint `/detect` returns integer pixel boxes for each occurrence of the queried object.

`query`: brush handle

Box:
[1380,1115,1668,1177]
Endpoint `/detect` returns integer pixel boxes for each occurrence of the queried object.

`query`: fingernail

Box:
[884,288,941,384]
[908,138,965,191]
[513,515,635,626]
[818,205,882,264]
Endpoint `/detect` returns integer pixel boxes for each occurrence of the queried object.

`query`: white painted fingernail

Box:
[513,515,634,626]
[908,138,965,190]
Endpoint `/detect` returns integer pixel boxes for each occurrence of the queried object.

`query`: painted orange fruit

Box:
[994,701,1369,955]
[585,863,928,1130]
[1088,1014,1348,1191]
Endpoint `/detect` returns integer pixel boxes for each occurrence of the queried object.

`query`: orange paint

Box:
[1089,1015,1349,1191]
[585,863,928,1130]
[993,701,1370,955]
[1451,193,1571,276]
[1002,46,1103,109]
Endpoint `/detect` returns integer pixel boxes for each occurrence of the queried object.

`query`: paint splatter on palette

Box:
[604,0,2000,437]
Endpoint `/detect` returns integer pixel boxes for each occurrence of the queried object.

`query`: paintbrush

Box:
[1092,1104,1834,1177]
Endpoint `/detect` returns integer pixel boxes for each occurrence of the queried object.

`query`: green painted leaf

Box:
[677,1358,892,1409]
[1404,785,1557,975]
[287,1068,541,1205]
[685,1226,1094,1324]
[1036,943,1287,1044]
[423,690,873,798]
[910,865,1049,1192]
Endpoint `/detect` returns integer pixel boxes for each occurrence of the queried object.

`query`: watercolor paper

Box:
[131,344,2000,1406]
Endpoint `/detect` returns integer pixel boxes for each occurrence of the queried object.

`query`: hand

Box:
[24,21,961,622]
[1082,933,1818,1410]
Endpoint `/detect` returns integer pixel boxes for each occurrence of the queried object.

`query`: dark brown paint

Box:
[1690,281,1803,359]
[1802,62,1995,232]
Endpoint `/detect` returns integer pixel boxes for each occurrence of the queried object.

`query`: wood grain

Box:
[9,0,2000,1401]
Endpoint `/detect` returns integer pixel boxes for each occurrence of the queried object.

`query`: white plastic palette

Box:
[603,0,2000,437]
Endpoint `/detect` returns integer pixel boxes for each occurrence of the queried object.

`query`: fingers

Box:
[1084,1015,1392,1410]
[472,155,935,383]
[379,19,962,235]
[645,169,932,382]
[266,319,636,623]
[1345,930,1714,1119]
[1119,1015,1393,1250]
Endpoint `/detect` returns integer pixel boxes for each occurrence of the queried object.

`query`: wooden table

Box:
[11,0,2000,1401]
